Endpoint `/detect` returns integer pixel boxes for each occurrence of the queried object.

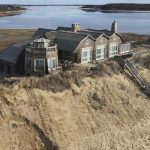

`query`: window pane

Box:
[35,59,45,72]
[82,51,87,58]
[48,58,57,69]
[82,48,93,63]
[109,45,118,57]
[97,49,101,55]
[96,46,105,60]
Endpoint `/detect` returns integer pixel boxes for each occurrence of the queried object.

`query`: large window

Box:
[34,59,45,72]
[25,57,32,70]
[109,44,118,57]
[81,47,93,63]
[33,42,44,48]
[96,45,106,60]
[48,58,58,70]
[121,43,130,53]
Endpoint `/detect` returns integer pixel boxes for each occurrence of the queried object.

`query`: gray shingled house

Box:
[0,21,131,75]
[25,37,58,75]
[55,22,131,63]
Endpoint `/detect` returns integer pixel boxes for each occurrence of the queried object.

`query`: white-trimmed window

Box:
[81,47,93,63]
[48,58,58,70]
[109,44,118,57]
[96,45,106,60]
[34,59,45,72]
[121,43,130,54]
[25,57,32,70]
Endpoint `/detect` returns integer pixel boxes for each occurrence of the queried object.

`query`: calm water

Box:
[0,6,150,34]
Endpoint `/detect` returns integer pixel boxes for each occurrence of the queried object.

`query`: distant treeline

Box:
[0,5,25,12]
[82,3,150,11]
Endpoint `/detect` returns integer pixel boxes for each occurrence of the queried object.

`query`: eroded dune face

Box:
[0,69,150,150]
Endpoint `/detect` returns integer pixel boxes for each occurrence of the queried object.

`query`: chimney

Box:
[111,21,118,33]
[72,23,81,32]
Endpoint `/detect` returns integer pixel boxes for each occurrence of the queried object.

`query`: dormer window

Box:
[33,42,44,48]
[32,38,50,48]
[37,42,44,48]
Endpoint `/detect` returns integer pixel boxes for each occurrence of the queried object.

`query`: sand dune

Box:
[0,66,149,149]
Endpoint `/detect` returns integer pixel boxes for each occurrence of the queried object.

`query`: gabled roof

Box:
[85,29,114,37]
[78,30,109,39]
[45,31,57,43]
[0,36,40,64]
[32,28,56,38]
[82,28,125,42]
[109,33,125,43]
[55,31,93,52]
[57,26,72,31]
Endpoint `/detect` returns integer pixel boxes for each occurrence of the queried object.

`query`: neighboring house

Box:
[0,39,31,74]
[25,37,58,75]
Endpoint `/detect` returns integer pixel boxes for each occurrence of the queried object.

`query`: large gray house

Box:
[0,21,131,75]
[54,21,130,63]
[32,21,130,64]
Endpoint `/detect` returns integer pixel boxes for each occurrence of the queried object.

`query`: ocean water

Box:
[0,6,150,34]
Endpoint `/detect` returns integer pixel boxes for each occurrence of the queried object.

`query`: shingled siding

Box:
[108,34,123,57]
[94,35,108,61]
[25,49,46,74]
[75,37,95,63]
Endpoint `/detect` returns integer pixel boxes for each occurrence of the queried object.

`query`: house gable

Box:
[75,36,95,53]
[95,34,108,46]
[109,33,124,44]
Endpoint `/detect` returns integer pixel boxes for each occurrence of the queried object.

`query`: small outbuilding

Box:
[0,40,31,74]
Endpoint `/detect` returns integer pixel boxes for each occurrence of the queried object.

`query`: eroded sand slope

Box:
[0,68,150,150]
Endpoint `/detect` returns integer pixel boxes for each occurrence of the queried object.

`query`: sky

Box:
[0,0,150,5]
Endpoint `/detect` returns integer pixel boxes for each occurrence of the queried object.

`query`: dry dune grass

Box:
[0,62,150,149]
[0,29,35,51]
[0,29,150,149]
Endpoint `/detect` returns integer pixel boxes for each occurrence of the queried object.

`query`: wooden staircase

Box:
[124,60,150,97]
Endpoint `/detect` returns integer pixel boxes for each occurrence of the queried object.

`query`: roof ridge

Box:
[57,30,88,36]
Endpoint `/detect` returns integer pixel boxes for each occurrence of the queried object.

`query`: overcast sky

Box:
[0,0,150,5]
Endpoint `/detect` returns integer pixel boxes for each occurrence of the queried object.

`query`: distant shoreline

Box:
[81,3,150,13]
[0,5,26,17]
[0,10,26,17]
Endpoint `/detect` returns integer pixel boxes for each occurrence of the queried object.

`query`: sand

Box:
[0,70,150,150]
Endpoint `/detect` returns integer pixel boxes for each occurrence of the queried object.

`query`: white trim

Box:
[81,47,93,63]
[47,58,58,70]
[98,33,109,39]
[74,35,94,53]
[109,43,118,58]
[96,44,106,60]
[120,43,130,54]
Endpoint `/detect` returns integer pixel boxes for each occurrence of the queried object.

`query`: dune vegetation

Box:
[0,29,150,149]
